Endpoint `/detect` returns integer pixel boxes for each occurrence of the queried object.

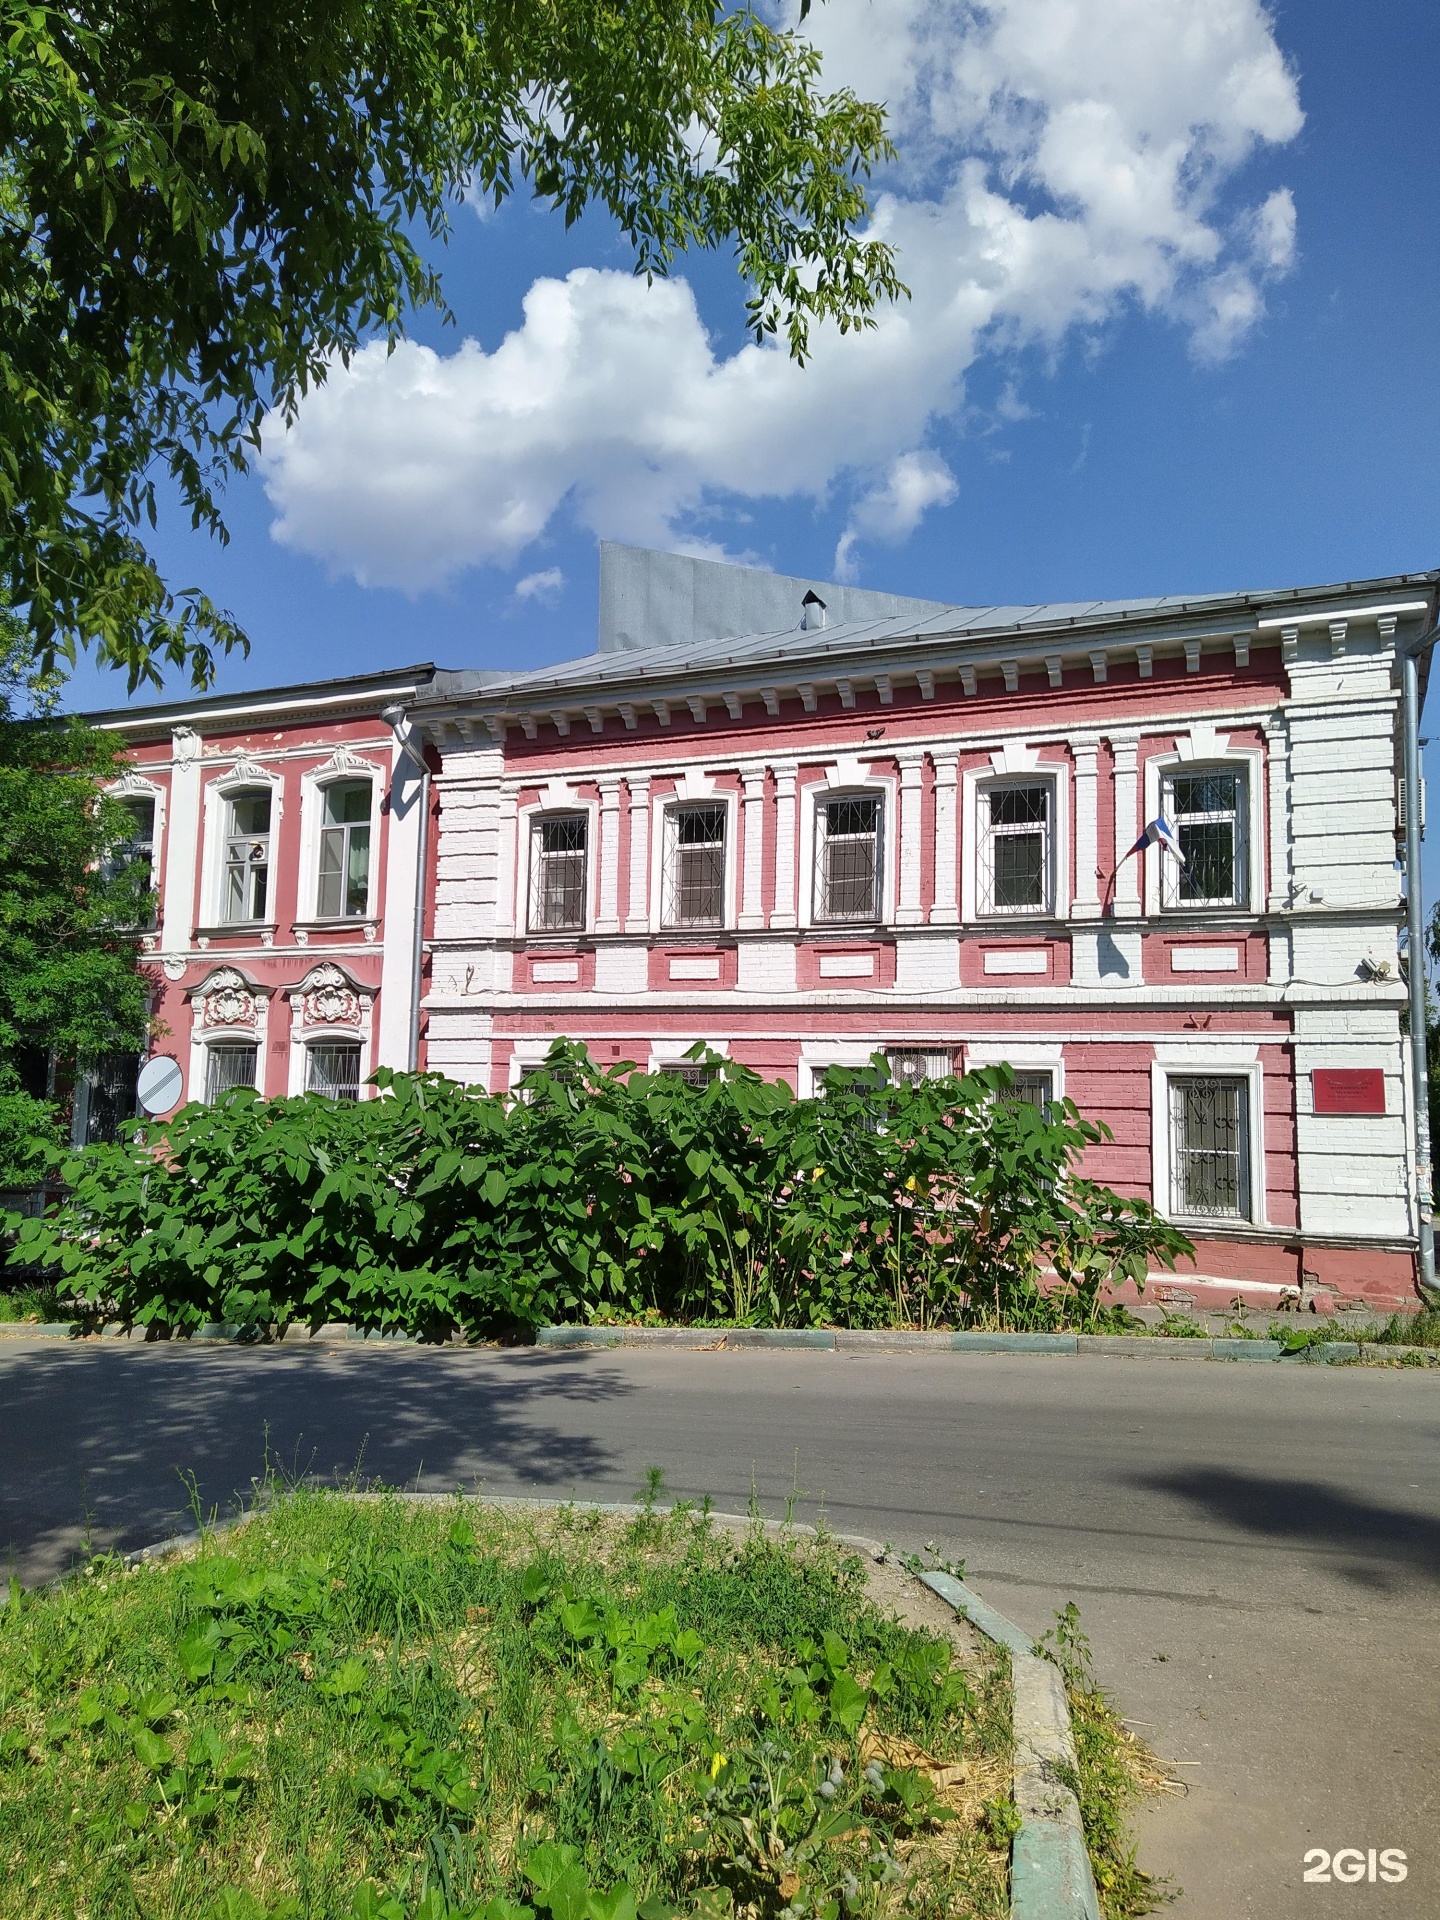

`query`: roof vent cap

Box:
[801,590,827,632]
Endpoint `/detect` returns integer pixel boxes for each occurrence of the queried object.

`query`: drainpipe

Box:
[1401,626,1439,1290]
[382,703,429,1074]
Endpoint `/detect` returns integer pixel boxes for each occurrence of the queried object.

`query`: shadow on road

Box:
[0,1347,634,1583]
[1134,1465,1440,1593]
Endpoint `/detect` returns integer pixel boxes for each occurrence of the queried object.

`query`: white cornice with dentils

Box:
[427,697,1302,792]
[415,588,1435,742]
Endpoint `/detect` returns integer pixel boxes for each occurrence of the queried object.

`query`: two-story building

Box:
[82,663,443,1132]
[404,547,1440,1312]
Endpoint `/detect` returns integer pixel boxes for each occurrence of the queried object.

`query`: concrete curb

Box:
[4,1488,1101,1918]
[3,1318,1436,1364]
[918,1570,1100,1920]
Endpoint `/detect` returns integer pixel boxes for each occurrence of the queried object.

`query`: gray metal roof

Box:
[422,569,1439,710]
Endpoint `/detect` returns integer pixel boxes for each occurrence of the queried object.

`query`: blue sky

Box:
[71,0,1438,720]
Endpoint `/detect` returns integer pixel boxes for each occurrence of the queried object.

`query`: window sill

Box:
[194,923,277,938]
[292,917,379,933]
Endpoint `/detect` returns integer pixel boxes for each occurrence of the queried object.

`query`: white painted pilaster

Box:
[377,715,429,1070]
[1264,713,1292,913]
[896,753,925,926]
[159,726,203,956]
[931,751,959,924]
[1109,732,1141,919]
[771,761,799,929]
[624,777,651,932]
[1071,733,1101,919]
[739,770,767,929]
[596,777,622,933]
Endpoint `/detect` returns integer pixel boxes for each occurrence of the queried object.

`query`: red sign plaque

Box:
[1312,1068,1386,1115]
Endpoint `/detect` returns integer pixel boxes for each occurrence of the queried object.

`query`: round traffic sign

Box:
[136,1055,184,1115]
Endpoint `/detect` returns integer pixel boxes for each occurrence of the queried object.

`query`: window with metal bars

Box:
[307,1040,362,1101]
[1169,1075,1251,1218]
[1162,769,1244,908]
[816,794,882,922]
[886,1048,954,1086]
[979,782,1052,914]
[80,1053,141,1144]
[205,1042,258,1102]
[317,780,372,919]
[661,1062,718,1088]
[1002,1070,1054,1116]
[663,804,727,928]
[529,813,588,932]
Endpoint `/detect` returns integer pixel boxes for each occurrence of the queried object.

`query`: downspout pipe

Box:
[1401,624,1439,1292]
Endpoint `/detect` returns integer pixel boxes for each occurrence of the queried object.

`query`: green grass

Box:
[0,1492,1017,1920]
[0,1279,67,1323]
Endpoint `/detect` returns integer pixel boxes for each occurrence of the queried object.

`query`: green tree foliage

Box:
[0,616,156,1183]
[9,1045,1192,1332]
[1,1,899,689]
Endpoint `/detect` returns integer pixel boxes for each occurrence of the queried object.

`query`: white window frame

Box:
[507,1034,564,1090]
[647,1036,731,1075]
[199,763,284,931]
[1144,741,1263,917]
[660,797,732,931]
[797,1039,886,1100]
[300,1032,367,1101]
[103,772,166,932]
[519,790,599,938]
[1150,1046,1265,1226]
[797,762,896,932]
[961,748,1070,925]
[962,1043,1066,1105]
[297,757,383,929]
[647,773,738,935]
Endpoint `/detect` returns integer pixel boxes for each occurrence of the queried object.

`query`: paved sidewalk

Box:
[1,1339,1436,1917]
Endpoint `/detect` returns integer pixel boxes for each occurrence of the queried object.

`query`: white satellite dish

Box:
[136,1055,184,1115]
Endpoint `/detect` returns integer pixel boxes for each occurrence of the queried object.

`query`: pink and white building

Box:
[405,548,1440,1312]
[84,664,441,1133]
[95,548,1437,1310]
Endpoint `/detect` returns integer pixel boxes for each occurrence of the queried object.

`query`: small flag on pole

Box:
[1125,816,1186,864]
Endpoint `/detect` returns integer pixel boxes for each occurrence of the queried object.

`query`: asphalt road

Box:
[1,1340,1437,1918]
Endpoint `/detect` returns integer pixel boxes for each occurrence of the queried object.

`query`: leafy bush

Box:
[5,1045,1191,1337]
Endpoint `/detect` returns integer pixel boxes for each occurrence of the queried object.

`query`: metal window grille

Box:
[979,783,1051,914]
[1002,1070,1054,1116]
[1162,770,1242,908]
[205,1043,258,1102]
[223,790,272,923]
[529,813,588,932]
[82,1053,141,1144]
[317,781,372,919]
[663,804,727,928]
[307,1041,362,1101]
[1169,1075,1251,1218]
[816,795,882,922]
[661,1062,718,1089]
[886,1048,954,1086]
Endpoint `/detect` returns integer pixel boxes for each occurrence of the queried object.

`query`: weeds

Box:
[0,1491,1014,1920]
[1038,1605,1171,1920]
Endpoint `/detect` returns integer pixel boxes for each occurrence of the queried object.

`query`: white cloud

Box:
[513,566,565,606]
[835,452,958,579]
[262,0,1304,591]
